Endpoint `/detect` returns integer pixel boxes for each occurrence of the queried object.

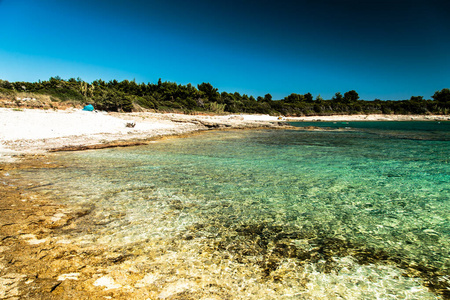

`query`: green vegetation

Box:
[1,77,449,115]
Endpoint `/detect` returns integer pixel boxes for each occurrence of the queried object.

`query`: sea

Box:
[13,121,450,299]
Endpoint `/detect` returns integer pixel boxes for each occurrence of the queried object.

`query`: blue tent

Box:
[82,104,94,111]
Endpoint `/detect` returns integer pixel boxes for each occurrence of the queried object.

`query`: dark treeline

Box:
[1,77,449,115]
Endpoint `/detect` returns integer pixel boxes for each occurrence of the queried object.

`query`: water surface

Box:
[16,122,450,299]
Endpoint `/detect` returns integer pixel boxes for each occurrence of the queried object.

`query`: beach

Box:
[0,108,292,299]
[0,108,291,162]
[1,108,448,161]
[287,114,450,122]
[1,108,449,299]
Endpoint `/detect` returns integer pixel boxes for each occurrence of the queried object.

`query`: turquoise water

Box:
[16,122,450,299]
[291,121,450,141]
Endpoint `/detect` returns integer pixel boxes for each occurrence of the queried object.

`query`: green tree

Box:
[264,93,272,102]
[432,88,450,103]
[284,93,305,103]
[0,80,13,90]
[410,96,424,102]
[122,96,134,112]
[197,82,219,102]
[304,93,313,102]
[344,90,359,103]
[332,92,343,102]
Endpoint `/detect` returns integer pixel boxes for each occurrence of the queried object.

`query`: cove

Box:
[15,123,450,299]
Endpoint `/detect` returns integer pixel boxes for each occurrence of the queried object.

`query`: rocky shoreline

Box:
[1,157,194,299]
[1,108,448,161]
[1,109,448,299]
[0,109,293,299]
[287,114,450,122]
[0,108,292,161]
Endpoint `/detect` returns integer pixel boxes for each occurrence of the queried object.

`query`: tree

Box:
[0,80,13,90]
[332,92,343,102]
[49,76,61,86]
[197,82,219,102]
[122,96,134,112]
[410,96,424,102]
[432,88,450,103]
[344,90,359,103]
[2,76,444,115]
[284,93,304,103]
[92,79,106,88]
[304,93,313,102]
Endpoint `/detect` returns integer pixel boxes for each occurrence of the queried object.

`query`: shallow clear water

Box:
[291,121,450,141]
[16,122,450,299]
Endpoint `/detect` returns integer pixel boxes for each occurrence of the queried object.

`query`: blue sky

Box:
[0,0,449,100]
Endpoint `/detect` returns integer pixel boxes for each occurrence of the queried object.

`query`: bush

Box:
[207,102,226,114]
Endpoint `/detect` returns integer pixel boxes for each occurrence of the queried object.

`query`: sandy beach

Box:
[0,108,291,162]
[1,108,448,161]
[286,114,450,122]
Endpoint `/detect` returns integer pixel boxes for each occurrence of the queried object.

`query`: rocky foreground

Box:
[1,108,448,299]
[0,108,293,299]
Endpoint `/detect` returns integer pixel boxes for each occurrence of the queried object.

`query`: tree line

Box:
[0,77,449,115]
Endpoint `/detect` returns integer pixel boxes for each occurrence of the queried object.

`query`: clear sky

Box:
[0,0,449,100]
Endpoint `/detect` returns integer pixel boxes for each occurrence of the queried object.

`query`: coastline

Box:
[1,108,448,162]
[0,108,293,298]
[286,114,450,122]
[0,108,290,162]
[1,108,449,299]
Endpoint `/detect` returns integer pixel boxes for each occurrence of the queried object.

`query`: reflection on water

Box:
[16,123,450,299]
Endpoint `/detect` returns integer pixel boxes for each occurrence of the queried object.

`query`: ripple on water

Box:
[14,127,450,299]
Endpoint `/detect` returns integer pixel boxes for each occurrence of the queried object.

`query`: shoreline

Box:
[286,114,450,122]
[1,109,449,299]
[1,108,449,162]
[0,108,291,162]
[0,109,295,297]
